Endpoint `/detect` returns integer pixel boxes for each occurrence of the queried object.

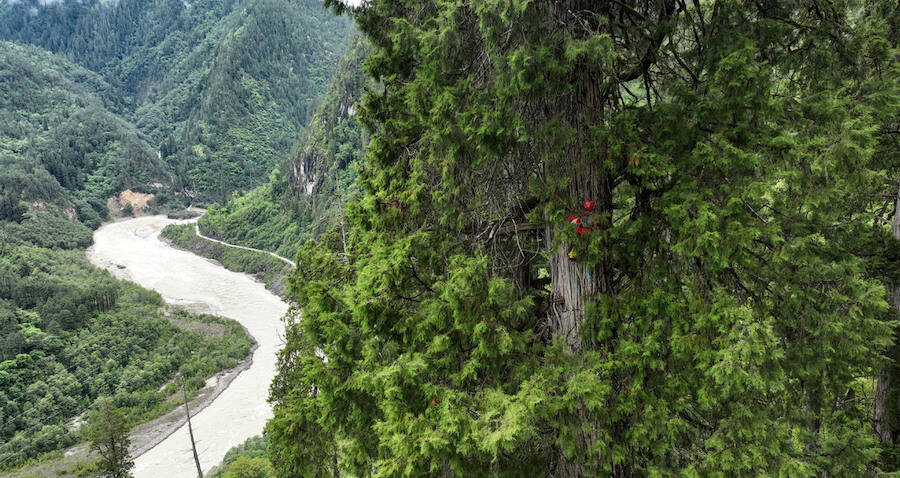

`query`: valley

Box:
[1,0,898,476]
[88,216,287,476]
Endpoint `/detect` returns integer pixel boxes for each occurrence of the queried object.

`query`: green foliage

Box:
[0,193,25,223]
[198,34,371,258]
[200,176,309,259]
[0,155,63,206]
[0,42,164,217]
[268,1,899,476]
[0,211,93,250]
[1,0,354,201]
[161,223,292,295]
[208,435,273,478]
[85,400,133,478]
[0,244,253,468]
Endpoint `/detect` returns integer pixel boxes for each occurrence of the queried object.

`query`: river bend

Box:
[87,216,287,477]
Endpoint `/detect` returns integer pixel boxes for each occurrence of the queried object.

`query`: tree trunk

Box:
[547,169,611,354]
[541,6,616,476]
[544,3,613,354]
[874,182,900,446]
[183,381,204,478]
[535,2,677,474]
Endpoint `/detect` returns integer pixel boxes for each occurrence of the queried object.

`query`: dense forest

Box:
[3,0,900,476]
[206,435,272,477]
[0,233,253,469]
[258,0,900,477]
[0,0,353,201]
[0,42,165,229]
[197,33,371,259]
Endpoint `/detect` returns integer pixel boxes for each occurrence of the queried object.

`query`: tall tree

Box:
[86,400,134,478]
[864,1,900,466]
[269,0,899,476]
[874,180,900,465]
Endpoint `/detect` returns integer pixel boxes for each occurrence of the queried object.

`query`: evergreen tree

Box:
[86,400,134,478]
[856,1,900,467]
[268,0,898,476]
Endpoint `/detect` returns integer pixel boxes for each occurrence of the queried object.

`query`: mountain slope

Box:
[0,0,354,200]
[197,33,370,257]
[0,41,164,229]
[0,41,258,472]
[176,0,353,200]
[0,1,356,472]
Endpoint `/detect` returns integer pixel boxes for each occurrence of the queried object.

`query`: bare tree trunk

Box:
[335,176,348,256]
[874,182,900,446]
[182,381,204,478]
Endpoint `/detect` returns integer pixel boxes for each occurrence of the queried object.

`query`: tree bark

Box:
[874,182,900,446]
[540,4,617,477]
[544,3,615,355]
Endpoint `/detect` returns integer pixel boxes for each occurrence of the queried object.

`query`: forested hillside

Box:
[0,42,164,229]
[0,45,255,463]
[197,34,370,258]
[0,233,252,470]
[0,0,355,470]
[266,1,900,476]
[0,0,353,200]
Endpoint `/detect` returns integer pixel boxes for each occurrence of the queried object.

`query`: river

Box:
[87,215,287,477]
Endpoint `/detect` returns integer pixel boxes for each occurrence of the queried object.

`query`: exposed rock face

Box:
[108,189,156,216]
[293,151,321,198]
[286,35,370,202]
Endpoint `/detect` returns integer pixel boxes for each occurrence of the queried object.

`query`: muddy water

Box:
[87,216,287,477]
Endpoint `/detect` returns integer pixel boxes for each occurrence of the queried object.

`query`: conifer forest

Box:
[0,0,898,477]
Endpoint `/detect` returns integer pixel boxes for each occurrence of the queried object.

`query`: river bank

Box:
[160,222,293,297]
[2,320,256,478]
[87,216,288,477]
